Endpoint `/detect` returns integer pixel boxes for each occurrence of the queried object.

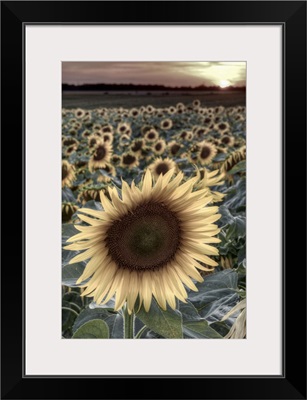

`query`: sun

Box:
[219,80,231,88]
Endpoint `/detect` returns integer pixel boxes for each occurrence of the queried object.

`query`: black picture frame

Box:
[1,1,306,399]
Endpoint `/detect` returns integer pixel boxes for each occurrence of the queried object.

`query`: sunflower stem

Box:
[123,306,134,339]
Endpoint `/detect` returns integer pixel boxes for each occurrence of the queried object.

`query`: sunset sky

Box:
[62,62,246,87]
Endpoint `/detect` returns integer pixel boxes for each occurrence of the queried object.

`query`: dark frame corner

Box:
[1,1,306,399]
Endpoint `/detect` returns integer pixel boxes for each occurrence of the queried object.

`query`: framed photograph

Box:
[1,1,306,399]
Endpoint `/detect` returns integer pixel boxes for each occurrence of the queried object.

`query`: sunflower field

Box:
[62,100,246,339]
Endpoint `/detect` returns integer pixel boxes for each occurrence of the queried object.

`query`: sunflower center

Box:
[171,144,180,155]
[155,162,169,175]
[147,132,155,139]
[94,146,106,161]
[131,141,143,152]
[155,143,162,151]
[200,146,211,159]
[122,154,136,165]
[222,136,230,144]
[106,202,180,271]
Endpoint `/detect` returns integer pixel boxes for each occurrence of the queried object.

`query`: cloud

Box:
[62,62,246,86]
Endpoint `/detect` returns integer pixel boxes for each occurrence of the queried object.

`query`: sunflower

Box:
[65,169,221,313]
[195,127,210,138]
[102,132,114,144]
[111,154,121,165]
[193,99,201,108]
[77,187,109,204]
[141,125,152,135]
[221,146,246,170]
[197,141,217,165]
[148,157,177,179]
[81,130,91,139]
[129,108,139,118]
[168,106,176,114]
[93,124,102,132]
[62,160,76,188]
[62,137,79,147]
[119,134,131,147]
[75,108,85,119]
[168,141,181,157]
[88,141,112,172]
[220,135,235,147]
[144,129,159,143]
[120,152,139,169]
[153,139,166,155]
[160,118,173,130]
[102,124,114,134]
[130,139,145,154]
[88,134,99,149]
[117,122,131,136]
[146,105,155,114]
[215,121,230,135]
[65,144,78,157]
[179,130,193,141]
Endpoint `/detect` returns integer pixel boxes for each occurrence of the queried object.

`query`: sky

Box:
[62,62,246,87]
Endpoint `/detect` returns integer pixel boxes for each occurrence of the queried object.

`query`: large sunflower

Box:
[65,169,221,313]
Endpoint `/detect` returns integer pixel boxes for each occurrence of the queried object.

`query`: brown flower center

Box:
[122,154,136,165]
[200,146,211,159]
[131,141,143,152]
[155,143,162,152]
[222,136,230,144]
[106,202,181,271]
[155,162,170,175]
[94,146,107,161]
[171,144,180,155]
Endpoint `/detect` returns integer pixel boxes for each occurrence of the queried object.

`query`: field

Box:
[62,90,246,109]
[62,95,246,339]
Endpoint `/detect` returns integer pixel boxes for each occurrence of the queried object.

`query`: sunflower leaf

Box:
[137,299,183,339]
[62,262,85,287]
[183,320,222,339]
[227,160,246,175]
[62,307,78,333]
[188,270,240,323]
[72,307,118,336]
[72,319,109,339]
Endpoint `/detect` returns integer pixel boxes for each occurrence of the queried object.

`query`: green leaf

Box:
[72,307,118,335]
[137,299,183,339]
[210,321,231,337]
[62,291,83,307]
[188,270,239,322]
[72,319,109,338]
[62,307,78,332]
[111,314,124,339]
[179,300,202,322]
[226,216,246,240]
[62,187,76,203]
[227,160,246,175]
[179,301,222,338]
[62,223,79,245]
[183,320,222,339]
[82,200,103,211]
[62,262,85,287]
